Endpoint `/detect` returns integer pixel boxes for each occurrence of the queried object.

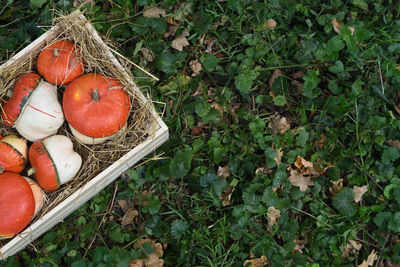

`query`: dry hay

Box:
[0,10,157,245]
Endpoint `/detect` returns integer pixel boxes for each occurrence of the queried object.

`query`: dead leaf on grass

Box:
[269,69,283,89]
[386,139,400,150]
[353,185,368,203]
[294,156,318,175]
[140,47,155,62]
[121,209,139,226]
[243,255,268,267]
[172,36,189,51]
[211,102,224,116]
[267,206,281,227]
[268,114,290,135]
[288,168,313,192]
[329,179,343,194]
[342,240,362,259]
[219,185,235,206]
[129,254,164,267]
[143,6,166,18]
[274,148,283,167]
[315,133,326,149]
[265,19,277,30]
[134,238,164,257]
[189,59,202,77]
[217,165,230,179]
[349,240,362,251]
[164,25,179,38]
[293,237,307,253]
[332,18,354,35]
[358,250,378,267]
[117,199,133,213]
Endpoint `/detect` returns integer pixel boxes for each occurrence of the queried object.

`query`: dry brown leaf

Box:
[164,25,179,38]
[315,133,326,149]
[268,115,290,135]
[267,206,281,227]
[255,167,270,175]
[269,69,283,89]
[329,179,343,194]
[332,18,343,34]
[189,59,202,77]
[134,238,164,258]
[349,240,362,251]
[358,250,378,267]
[243,255,268,267]
[274,148,283,167]
[171,36,189,51]
[129,254,164,267]
[291,80,303,94]
[217,165,230,179]
[294,156,318,175]
[288,168,313,192]
[211,102,224,116]
[342,240,362,259]
[143,6,166,18]
[219,185,235,206]
[117,199,133,213]
[265,19,277,30]
[140,47,155,62]
[353,185,368,203]
[204,38,217,53]
[386,139,400,150]
[293,237,306,253]
[121,209,139,226]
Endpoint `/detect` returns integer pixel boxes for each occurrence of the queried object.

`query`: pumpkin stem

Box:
[27,167,36,176]
[92,88,100,101]
[0,166,4,174]
[53,48,60,57]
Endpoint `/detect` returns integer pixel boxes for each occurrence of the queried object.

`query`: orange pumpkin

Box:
[37,40,84,85]
[62,73,131,144]
[0,135,28,173]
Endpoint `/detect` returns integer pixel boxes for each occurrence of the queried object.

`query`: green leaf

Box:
[327,35,345,52]
[382,147,400,162]
[353,0,368,10]
[30,0,47,8]
[155,52,178,74]
[141,242,155,256]
[171,219,188,239]
[273,95,287,106]
[262,188,279,206]
[302,70,321,99]
[332,188,357,217]
[328,60,344,74]
[389,212,400,233]
[296,129,309,147]
[195,101,211,118]
[147,197,161,215]
[235,69,258,94]
[374,211,392,230]
[200,54,220,72]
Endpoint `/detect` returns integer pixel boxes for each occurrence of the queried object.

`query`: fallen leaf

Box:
[164,25,179,38]
[217,165,230,179]
[191,126,203,136]
[255,167,270,175]
[171,36,189,51]
[268,114,290,135]
[143,6,166,18]
[204,38,217,53]
[332,18,343,34]
[353,185,368,203]
[174,2,192,21]
[274,148,283,167]
[291,80,303,95]
[288,168,313,192]
[315,133,326,149]
[358,250,378,267]
[349,240,362,251]
[269,69,283,89]
[121,209,139,226]
[342,240,362,259]
[117,199,133,213]
[294,156,318,175]
[140,47,155,62]
[265,19,277,30]
[329,179,343,194]
[243,255,268,267]
[293,237,306,253]
[189,59,202,77]
[386,139,400,150]
[292,70,306,79]
[219,185,235,206]
[211,102,224,116]
[267,206,281,227]
[130,254,164,267]
[134,238,164,258]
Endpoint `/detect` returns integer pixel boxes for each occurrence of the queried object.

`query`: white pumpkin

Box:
[29,135,82,191]
[1,73,64,142]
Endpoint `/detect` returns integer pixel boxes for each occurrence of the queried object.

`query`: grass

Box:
[2,0,400,266]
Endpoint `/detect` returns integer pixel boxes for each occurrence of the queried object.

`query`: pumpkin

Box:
[1,73,65,142]
[36,40,84,85]
[62,73,131,144]
[0,172,44,238]
[29,135,82,191]
[0,135,28,173]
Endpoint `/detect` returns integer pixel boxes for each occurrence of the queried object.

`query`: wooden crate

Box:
[0,14,168,259]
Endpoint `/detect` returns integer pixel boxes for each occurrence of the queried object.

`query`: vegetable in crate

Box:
[0,135,28,173]
[1,73,65,142]
[37,40,84,86]
[29,135,82,191]
[0,172,44,238]
[62,73,131,144]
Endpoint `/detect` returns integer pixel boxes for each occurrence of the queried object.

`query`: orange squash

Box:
[62,73,131,144]
[37,40,84,85]
[0,135,28,173]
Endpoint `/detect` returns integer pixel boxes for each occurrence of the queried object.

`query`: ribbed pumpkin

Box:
[37,40,84,85]
[0,135,28,173]
[62,73,131,144]
[1,73,65,142]
[29,135,82,191]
